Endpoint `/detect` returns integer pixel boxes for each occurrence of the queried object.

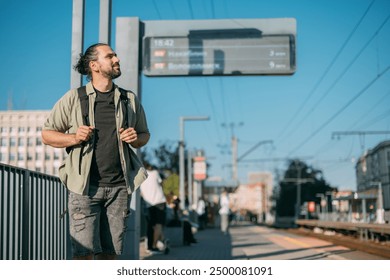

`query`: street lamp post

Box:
[179,116,209,209]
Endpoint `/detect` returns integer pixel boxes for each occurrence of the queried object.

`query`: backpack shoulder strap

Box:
[118,88,129,128]
[77,86,90,126]
[118,88,128,104]
[65,86,89,155]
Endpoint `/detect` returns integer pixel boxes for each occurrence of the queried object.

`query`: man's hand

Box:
[119,127,138,144]
[75,125,94,144]
[41,126,95,149]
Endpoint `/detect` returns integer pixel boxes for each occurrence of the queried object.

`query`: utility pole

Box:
[221,122,243,182]
[232,139,273,181]
[232,136,238,181]
[296,162,302,220]
[282,160,314,220]
[273,158,314,220]
[283,175,315,220]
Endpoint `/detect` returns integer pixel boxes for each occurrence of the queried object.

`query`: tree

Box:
[275,159,336,217]
[162,173,179,197]
[141,140,179,173]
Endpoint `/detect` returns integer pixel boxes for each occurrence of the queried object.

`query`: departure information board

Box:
[142,31,295,76]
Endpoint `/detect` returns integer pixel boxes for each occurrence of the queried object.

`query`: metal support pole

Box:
[362,198,367,223]
[325,191,333,221]
[348,198,352,222]
[377,182,384,223]
[187,150,193,207]
[194,180,201,206]
[70,0,85,89]
[316,193,324,221]
[179,118,185,210]
[99,0,112,44]
[374,182,385,224]
[179,116,209,209]
[115,17,141,260]
[296,162,302,220]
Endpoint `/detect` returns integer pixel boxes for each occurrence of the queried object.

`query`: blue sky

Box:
[1,0,390,190]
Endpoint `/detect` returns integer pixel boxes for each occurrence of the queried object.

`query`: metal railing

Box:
[0,163,70,260]
[296,219,390,240]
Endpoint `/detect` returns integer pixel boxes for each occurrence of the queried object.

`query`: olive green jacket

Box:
[43,82,149,195]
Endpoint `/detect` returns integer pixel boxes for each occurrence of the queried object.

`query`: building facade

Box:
[230,171,274,224]
[355,140,390,221]
[0,110,66,176]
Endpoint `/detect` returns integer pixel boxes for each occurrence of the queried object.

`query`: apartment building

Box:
[0,110,66,176]
[356,140,390,221]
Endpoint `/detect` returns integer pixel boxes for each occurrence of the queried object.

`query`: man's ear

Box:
[90,61,98,72]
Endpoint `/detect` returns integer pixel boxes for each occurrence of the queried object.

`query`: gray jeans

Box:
[68,185,130,257]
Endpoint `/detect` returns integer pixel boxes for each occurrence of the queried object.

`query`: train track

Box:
[284,227,390,259]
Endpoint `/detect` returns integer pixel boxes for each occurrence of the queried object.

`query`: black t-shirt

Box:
[89,87,125,187]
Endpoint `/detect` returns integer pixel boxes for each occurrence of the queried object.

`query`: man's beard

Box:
[110,69,121,79]
[102,65,121,79]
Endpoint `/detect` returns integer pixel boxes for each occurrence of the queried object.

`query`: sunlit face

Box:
[92,45,121,79]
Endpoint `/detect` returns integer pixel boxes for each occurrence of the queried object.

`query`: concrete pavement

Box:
[140,225,232,260]
[139,221,387,260]
[140,221,255,260]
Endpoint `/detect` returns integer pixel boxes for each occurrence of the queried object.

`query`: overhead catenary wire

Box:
[349,89,390,130]
[152,0,218,156]
[145,0,386,186]
[210,0,215,18]
[283,12,390,142]
[204,78,224,145]
[187,0,194,19]
[275,0,376,143]
[288,9,390,183]
[183,78,215,145]
[151,0,162,19]
[148,0,243,178]
[169,0,178,19]
[219,78,229,128]
[357,109,390,130]
[287,64,390,156]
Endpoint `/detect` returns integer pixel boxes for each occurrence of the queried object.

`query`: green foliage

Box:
[275,159,337,217]
[141,141,179,172]
[162,173,179,197]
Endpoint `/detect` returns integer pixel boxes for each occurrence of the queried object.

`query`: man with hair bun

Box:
[42,43,150,260]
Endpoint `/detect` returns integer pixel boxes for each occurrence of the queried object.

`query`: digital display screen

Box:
[143,31,295,76]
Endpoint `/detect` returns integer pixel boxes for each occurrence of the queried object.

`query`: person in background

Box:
[42,43,150,260]
[219,189,230,234]
[196,196,207,230]
[140,163,169,254]
[171,195,181,224]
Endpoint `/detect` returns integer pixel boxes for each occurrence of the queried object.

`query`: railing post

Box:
[21,170,30,260]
